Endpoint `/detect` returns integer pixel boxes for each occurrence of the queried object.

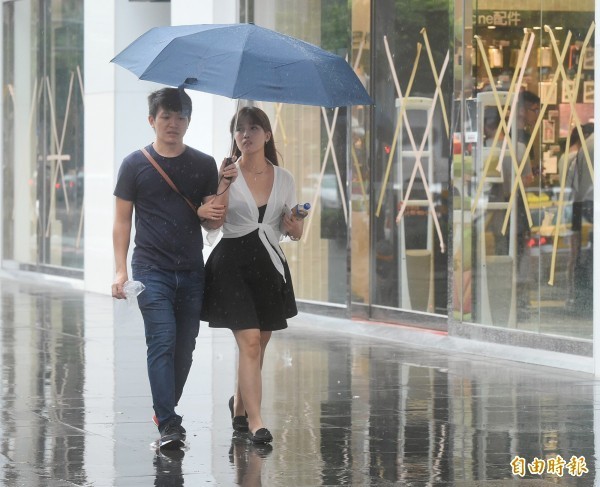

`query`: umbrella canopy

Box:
[111,23,372,108]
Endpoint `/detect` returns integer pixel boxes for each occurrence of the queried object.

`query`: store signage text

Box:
[475,11,522,27]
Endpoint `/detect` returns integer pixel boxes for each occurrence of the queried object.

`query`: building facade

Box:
[1,0,598,371]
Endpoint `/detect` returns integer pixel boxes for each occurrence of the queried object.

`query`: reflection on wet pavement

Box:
[0,276,597,485]
[230,432,273,486]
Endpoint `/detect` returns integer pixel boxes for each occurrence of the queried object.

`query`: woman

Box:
[202,106,304,444]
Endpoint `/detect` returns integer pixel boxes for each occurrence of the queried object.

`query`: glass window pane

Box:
[460,0,594,337]
[2,0,84,271]
[40,0,85,268]
[372,0,451,314]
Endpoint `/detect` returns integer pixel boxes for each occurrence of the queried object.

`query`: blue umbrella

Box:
[111,23,372,108]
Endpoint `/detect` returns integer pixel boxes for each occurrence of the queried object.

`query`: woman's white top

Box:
[208,162,297,281]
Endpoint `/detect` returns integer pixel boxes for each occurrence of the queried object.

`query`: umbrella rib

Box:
[231,27,257,99]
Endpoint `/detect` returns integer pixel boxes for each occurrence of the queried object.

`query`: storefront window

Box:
[2,0,84,274]
[455,1,594,337]
[371,0,451,316]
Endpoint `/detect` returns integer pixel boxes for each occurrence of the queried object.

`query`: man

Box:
[483,107,533,202]
[112,87,236,447]
[482,106,534,319]
[517,90,541,177]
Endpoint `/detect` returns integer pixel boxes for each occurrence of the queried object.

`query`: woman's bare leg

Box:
[234,331,272,418]
[259,331,272,368]
[233,329,265,433]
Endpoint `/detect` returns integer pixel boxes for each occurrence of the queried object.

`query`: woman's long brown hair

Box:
[229,106,279,166]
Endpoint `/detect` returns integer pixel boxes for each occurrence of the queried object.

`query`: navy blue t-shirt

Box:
[114,144,218,270]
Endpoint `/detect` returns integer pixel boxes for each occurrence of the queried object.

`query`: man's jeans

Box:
[132,265,204,429]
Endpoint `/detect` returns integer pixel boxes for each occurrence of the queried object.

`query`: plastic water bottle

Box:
[291,203,311,220]
[123,280,145,302]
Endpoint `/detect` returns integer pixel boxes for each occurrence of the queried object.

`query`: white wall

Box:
[84,0,170,294]
[84,0,236,295]
[12,1,35,264]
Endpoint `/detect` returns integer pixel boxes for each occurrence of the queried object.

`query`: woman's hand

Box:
[202,156,236,228]
[197,200,226,223]
[220,156,238,182]
[281,212,304,241]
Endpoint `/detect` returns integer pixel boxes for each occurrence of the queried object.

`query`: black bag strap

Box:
[141,147,197,213]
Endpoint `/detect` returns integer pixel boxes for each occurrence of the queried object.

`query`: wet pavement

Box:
[0,275,598,486]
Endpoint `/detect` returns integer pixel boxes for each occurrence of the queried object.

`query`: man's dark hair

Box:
[518,90,540,106]
[483,107,501,131]
[148,87,192,119]
[569,122,595,147]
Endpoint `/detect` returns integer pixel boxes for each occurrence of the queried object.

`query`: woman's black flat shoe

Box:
[233,416,249,432]
[248,427,273,444]
[229,396,249,432]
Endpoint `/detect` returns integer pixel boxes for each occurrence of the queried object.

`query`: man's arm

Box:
[112,197,134,299]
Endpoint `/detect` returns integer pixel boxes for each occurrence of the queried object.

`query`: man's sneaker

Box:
[159,417,186,449]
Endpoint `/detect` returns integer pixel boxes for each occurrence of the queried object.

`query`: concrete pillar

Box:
[11,1,35,264]
[83,0,170,294]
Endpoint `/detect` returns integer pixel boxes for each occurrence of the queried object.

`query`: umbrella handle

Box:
[223,156,235,180]
[223,98,242,181]
[229,98,241,157]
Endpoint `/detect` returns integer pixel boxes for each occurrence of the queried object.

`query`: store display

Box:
[542,119,556,143]
[583,80,594,103]
[562,80,576,103]
[538,46,553,68]
[488,46,503,68]
[539,81,557,104]
[582,47,594,70]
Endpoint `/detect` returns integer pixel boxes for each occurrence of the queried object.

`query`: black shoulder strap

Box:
[140,147,197,213]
